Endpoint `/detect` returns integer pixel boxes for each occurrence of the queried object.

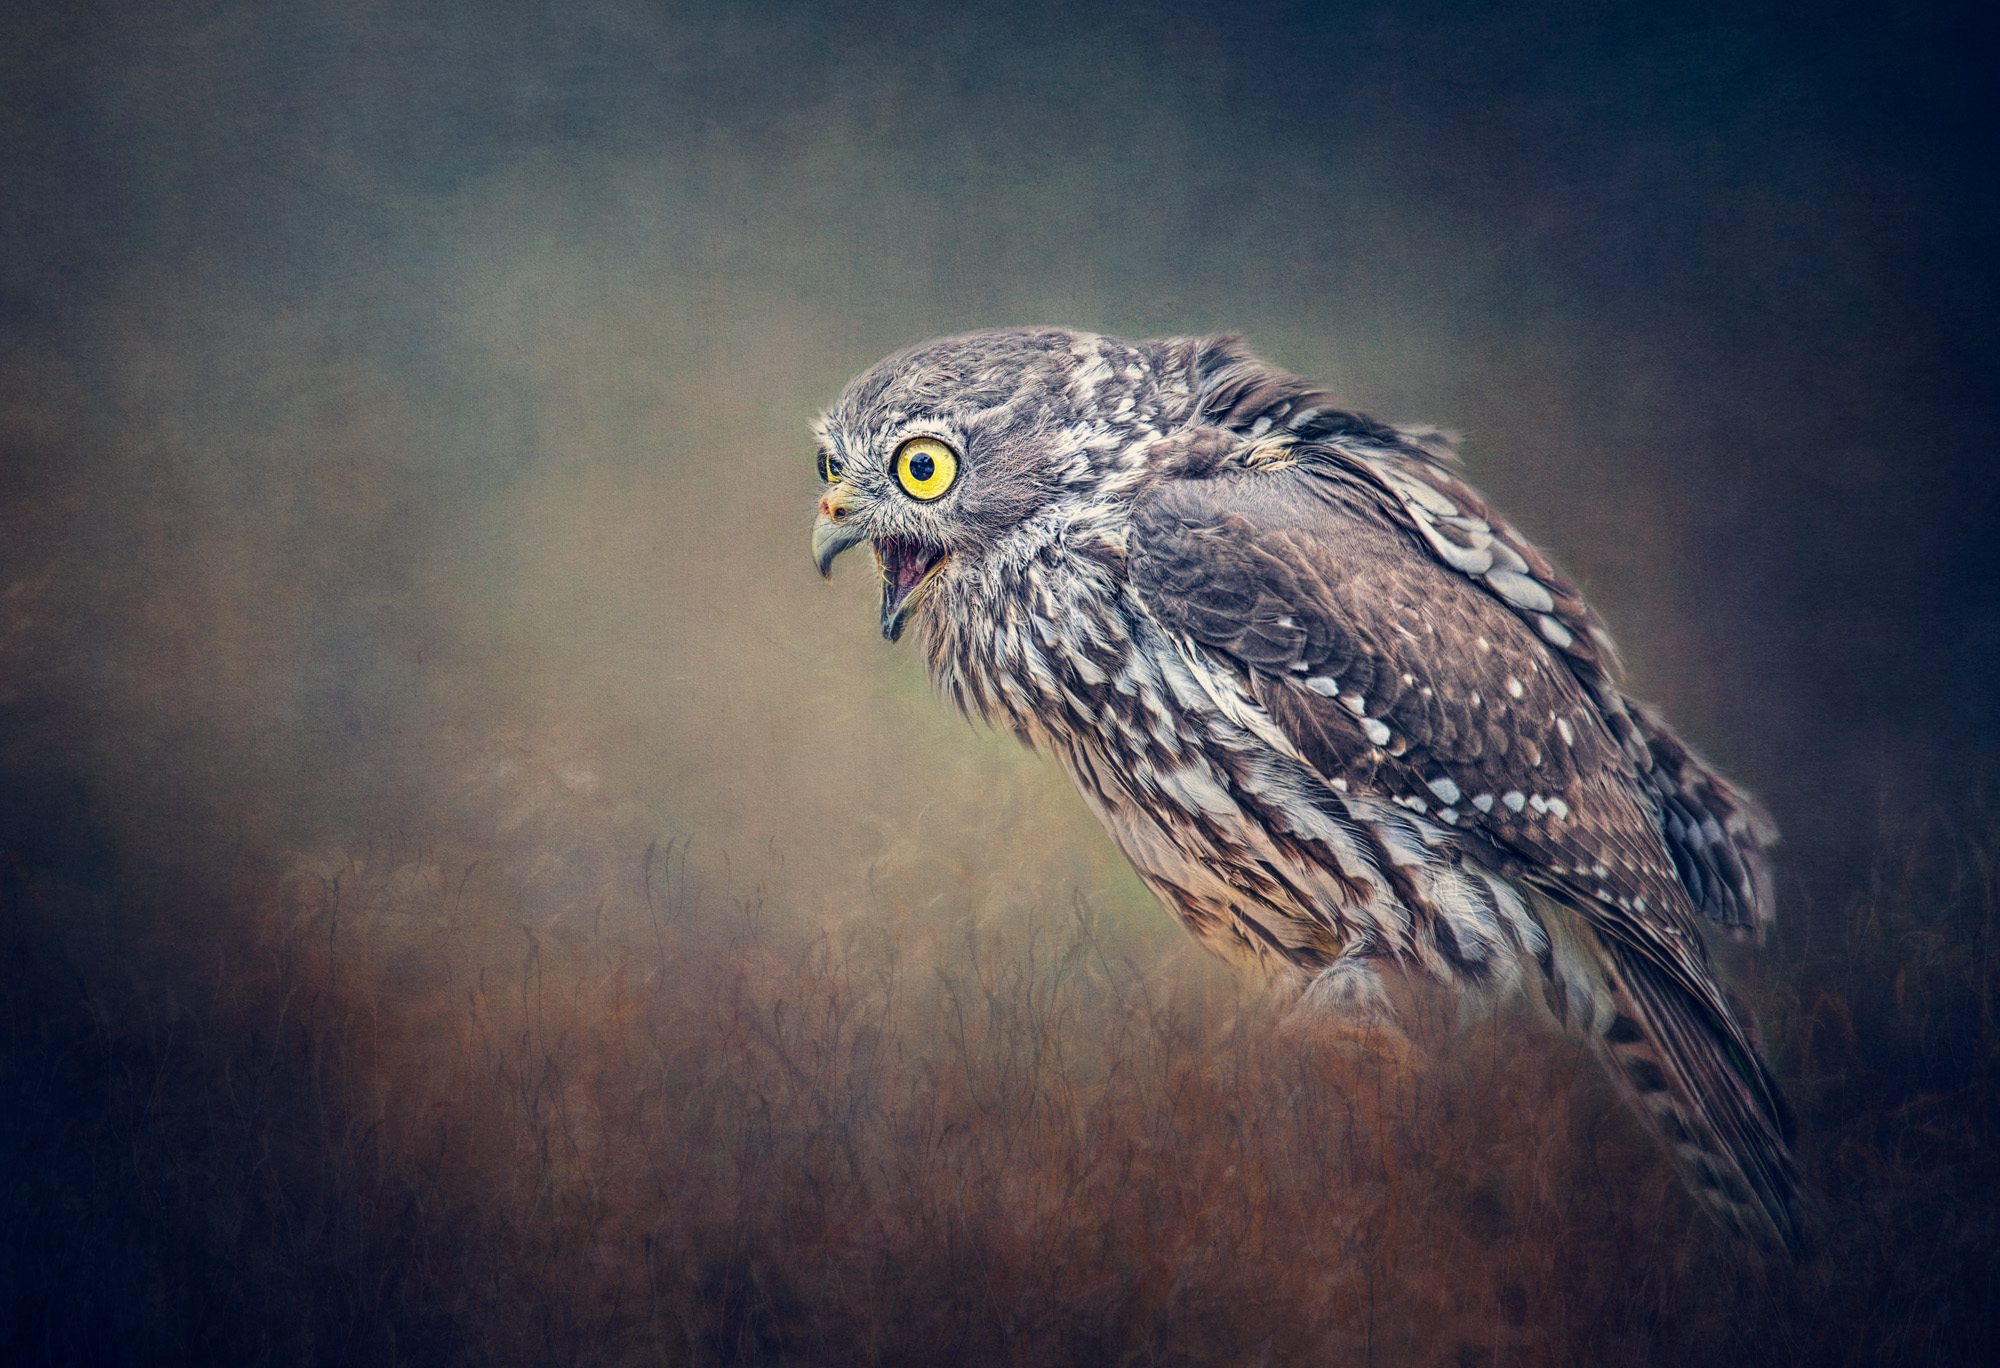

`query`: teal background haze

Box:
[7,0,1994,908]
[2,0,1997,1360]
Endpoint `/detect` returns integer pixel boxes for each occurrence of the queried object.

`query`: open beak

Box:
[812,493,947,643]
[876,536,949,643]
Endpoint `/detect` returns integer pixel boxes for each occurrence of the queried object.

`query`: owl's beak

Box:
[877,536,948,644]
[812,513,868,580]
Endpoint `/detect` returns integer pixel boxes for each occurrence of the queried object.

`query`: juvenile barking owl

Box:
[809,327,1797,1251]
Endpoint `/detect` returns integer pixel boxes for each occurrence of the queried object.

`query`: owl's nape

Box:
[808,326,1800,1252]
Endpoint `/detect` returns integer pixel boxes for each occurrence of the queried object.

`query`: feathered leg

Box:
[1286,947,1424,1069]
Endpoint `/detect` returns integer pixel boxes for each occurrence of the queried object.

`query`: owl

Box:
[809,327,1797,1251]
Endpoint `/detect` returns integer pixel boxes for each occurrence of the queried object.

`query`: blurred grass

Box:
[6,797,1995,1366]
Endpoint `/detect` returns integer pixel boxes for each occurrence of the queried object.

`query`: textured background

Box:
[4,1,1996,1362]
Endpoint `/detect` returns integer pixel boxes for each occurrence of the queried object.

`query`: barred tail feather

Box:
[1597,941,1800,1252]
[1531,892,1801,1253]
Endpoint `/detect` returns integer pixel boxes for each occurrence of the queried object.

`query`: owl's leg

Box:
[1285,948,1421,1065]
[1296,953,1399,1026]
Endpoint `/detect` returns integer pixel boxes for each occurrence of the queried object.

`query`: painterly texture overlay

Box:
[3,1,1995,1363]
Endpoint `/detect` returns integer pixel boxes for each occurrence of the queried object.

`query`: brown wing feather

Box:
[1330,440,1780,936]
[1128,453,1800,1249]
[1178,337,1775,935]
[1129,464,1716,997]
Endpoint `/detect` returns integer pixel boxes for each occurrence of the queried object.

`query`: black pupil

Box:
[909,452,935,482]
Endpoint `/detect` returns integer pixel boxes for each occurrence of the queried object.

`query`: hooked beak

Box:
[812,515,868,580]
[812,484,870,580]
[811,490,948,643]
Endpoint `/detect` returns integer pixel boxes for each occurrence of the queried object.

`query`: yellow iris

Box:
[817,450,845,483]
[893,436,958,501]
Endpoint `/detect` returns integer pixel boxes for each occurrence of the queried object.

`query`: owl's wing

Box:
[1181,336,1777,938]
[1127,451,1799,1248]
[1127,459,1706,992]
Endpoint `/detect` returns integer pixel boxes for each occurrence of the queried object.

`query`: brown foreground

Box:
[2,816,1994,1366]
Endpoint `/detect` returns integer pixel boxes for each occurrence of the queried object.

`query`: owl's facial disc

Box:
[876,535,948,643]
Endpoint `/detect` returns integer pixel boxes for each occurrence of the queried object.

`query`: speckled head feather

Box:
[810,326,1798,1252]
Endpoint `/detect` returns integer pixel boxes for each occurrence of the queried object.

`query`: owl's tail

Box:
[1531,890,1803,1255]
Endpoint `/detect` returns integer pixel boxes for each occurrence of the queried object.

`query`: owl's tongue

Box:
[876,536,947,643]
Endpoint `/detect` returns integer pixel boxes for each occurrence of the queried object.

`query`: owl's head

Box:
[811,326,1330,641]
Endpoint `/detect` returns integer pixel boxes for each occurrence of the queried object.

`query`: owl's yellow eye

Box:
[893,436,958,501]
[817,450,845,483]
